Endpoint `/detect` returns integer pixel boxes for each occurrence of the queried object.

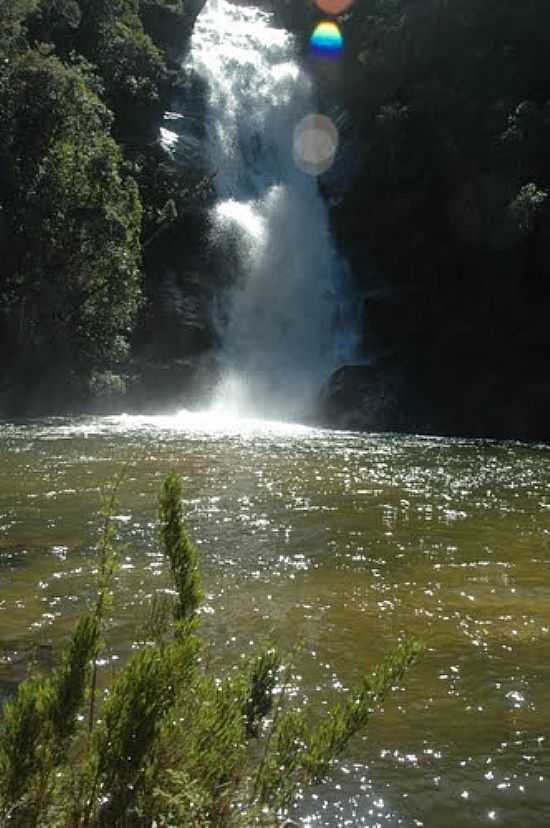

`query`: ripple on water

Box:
[1,415,550,825]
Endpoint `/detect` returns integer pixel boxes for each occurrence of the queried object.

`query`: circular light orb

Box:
[314,0,353,15]
[293,114,339,176]
[309,21,343,60]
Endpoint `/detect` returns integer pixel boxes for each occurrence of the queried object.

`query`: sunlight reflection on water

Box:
[1,415,550,826]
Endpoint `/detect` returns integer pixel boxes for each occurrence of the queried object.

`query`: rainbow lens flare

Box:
[309,21,343,60]
[315,0,354,15]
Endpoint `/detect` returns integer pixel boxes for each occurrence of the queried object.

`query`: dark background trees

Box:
[0,0,204,412]
[318,0,550,438]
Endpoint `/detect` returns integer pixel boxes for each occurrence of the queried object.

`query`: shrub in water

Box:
[0,473,422,826]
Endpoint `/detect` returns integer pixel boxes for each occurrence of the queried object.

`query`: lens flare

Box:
[309,21,343,60]
[293,114,339,176]
[315,0,353,15]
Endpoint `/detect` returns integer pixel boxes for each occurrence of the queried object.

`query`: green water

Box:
[1,413,549,826]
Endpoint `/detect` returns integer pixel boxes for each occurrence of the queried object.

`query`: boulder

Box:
[318,363,403,431]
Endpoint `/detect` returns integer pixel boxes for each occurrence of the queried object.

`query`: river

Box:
[0,413,549,826]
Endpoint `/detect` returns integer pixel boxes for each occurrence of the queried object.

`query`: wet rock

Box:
[155,268,219,357]
[318,363,403,431]
[140,0,207,62]
[128,353,220,413]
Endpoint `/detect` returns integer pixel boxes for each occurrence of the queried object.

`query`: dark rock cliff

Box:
[272,0,550,441]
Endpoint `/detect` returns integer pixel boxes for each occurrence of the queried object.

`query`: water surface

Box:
[1,413,549,826]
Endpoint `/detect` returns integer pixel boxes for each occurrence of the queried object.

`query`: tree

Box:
[0,0,38,57]
[0,50,143,379]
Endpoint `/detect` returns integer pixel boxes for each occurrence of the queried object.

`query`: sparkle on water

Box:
[1,412,550,827]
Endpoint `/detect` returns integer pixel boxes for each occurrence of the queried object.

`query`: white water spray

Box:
[187,0,356,420]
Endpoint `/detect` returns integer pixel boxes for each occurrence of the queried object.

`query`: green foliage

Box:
[25,0,83,57]
[509,182,549,234]
[159,470,203,621]
[255,639,421,811]
[0,49,142,375]
[48,615,100,748]
[345,0,550,229]
[73,0,168,141]
[141,0,186,11]
[97,19,165,109]
[127,143,215,246]
[76,0,141,47]
[244,648,281,738]
[0,613,99,825]
[90,635,199,821]
[87,479,123,736]
[0,676,54,810]
[0,0,38,56]
[327,0,550,437]
[0,0,200,408]
[171,673,250,820]
[0,473,422,826]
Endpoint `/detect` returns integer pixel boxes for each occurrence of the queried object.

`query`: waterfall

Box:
[186,0,356,421]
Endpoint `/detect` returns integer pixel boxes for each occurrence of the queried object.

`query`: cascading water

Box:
[186,0,357,421]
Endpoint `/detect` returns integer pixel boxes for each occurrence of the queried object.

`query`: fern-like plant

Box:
[0,472,423,827]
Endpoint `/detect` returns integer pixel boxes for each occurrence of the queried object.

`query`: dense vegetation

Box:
[0,472,420,826]
[320,0,550,437]
[0,0,209,413]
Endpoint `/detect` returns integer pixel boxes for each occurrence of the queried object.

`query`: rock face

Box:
[151,268,218,358]
[127,354,220,413]
[130,196,223,411]
[140,0,206,62]
[319,352,550,442]
[319,364,404,432]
